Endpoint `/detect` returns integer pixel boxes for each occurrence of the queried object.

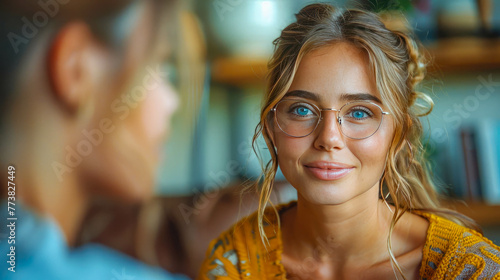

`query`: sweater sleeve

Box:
[451,233,500,280]
[197,230,241,280]
[420,212,500,280]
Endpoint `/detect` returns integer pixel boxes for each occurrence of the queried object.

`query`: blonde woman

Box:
[0,1,187,279]
[198,3,500,280]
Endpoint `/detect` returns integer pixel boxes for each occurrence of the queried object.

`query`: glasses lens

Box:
[339,102,384,139]
[275,99,320,137]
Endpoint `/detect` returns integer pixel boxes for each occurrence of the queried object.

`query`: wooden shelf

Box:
[211,38,500,87]
[426,37,500,73]
[211,57,268,87]
[443,200,500,227]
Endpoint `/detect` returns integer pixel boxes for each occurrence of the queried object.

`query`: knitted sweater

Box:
[197,202,500,279]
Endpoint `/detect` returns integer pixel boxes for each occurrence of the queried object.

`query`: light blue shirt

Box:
[0,202,189,280]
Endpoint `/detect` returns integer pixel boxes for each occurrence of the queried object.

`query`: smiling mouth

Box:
[304,162,354,181]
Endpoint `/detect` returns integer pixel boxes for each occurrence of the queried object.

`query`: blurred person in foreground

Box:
[0,0,188,279]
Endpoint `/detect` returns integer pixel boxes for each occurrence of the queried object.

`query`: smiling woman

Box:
[197,3,500,280]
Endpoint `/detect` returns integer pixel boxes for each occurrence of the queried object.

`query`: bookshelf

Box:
[444,200,500,227]
[210,38,500,227]
[211,57,268,87]
[426,37,500,73]
[211,38,500,86]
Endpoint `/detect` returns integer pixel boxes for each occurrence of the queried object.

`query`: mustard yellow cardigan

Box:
[197,201,500,279]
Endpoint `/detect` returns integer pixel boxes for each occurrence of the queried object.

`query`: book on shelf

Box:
[460,127,483,201]
[434,120,500,204]
[475,120,500,204]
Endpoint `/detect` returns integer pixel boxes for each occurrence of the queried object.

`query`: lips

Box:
[304,161,354,181]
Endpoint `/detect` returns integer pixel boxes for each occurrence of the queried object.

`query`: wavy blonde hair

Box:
[252,3,479,279]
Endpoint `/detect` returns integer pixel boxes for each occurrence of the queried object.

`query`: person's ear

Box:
[48,21,97,113]
[265,116,277,149]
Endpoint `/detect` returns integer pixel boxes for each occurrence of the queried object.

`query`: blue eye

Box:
[294,107,311,116]
[351,110,367,119]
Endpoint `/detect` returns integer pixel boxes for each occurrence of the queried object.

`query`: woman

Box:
[198,4,500,280]
[0,1,187,279]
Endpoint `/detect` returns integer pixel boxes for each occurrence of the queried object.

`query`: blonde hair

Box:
[252,3,479,278]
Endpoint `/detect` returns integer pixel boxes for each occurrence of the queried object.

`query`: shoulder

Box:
[196,209,261,280]
[196,219,250,279]
[419,212,500,279]
[0,202,185,280]
[197,202,294,280]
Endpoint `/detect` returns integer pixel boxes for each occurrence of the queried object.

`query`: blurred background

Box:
[157,0,500,275]
[161,1,500,213]
[3,0,500,278]
[145,0,500,275]
[160,0,500,201]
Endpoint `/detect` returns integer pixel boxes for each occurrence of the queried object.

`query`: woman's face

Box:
[83,1,178,201]
[272,42,395,206]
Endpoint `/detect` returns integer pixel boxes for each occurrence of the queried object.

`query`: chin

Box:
[299,187,354,206]
[88,168,156,204]
[298,178,380,207]
[287,171,354,205]
[120,174,156,203]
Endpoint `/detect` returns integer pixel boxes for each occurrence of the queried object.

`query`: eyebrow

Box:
[284,90,320,101]
[284,90,383,104]
[339,93,382,104]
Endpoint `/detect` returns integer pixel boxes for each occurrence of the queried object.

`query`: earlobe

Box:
[48,21,94,113]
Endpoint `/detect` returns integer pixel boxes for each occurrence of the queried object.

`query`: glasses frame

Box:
[271,99,391,139]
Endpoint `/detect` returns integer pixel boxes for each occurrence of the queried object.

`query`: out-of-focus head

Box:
[0,0,179,202]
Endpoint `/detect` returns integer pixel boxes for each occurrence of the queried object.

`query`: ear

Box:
[264,114,277,150]
[48,21,96,113]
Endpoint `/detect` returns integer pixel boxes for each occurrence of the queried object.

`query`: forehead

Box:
[124,1,174,67]
[288,42,379,103]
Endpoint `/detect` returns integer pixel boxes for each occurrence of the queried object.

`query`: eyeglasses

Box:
[271,99,390,139]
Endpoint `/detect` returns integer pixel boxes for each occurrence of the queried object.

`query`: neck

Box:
[284,186,393,265]
[16,157,89,246]
[7,81,90,246]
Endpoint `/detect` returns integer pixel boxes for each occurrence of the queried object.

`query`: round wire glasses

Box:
[271,99,390,139]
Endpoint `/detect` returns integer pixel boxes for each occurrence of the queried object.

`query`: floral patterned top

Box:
[197,201,500,280]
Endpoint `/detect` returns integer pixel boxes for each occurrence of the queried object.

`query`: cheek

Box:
[348,120,394,170]
[139,81,179,144]
[348,137,388,165]
[274,130,312,167]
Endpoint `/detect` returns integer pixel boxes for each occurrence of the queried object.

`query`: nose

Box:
[313,111,345,151]
[162,80,180,116]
